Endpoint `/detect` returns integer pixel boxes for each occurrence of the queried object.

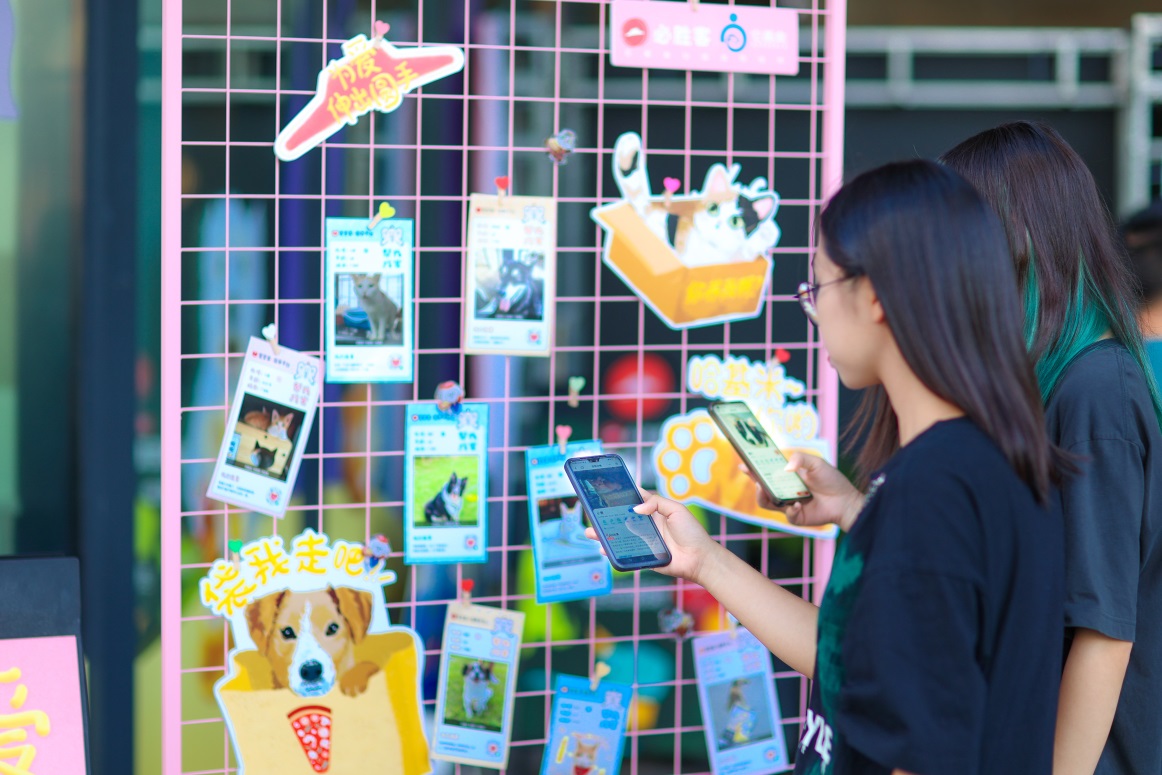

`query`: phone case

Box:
[708,403,812,508]
[563,457,671,572]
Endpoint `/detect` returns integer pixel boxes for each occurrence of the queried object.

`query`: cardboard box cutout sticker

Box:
[591,131,781,329]
[199,529,431,775]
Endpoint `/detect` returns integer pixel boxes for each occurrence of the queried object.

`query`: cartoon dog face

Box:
[245,586,373,698]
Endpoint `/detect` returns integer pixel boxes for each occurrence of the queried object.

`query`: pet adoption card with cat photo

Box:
[206,336,320,518]
[539,673,632,775]
[464,193,557,357]
[324,216,415,383]
[432,602,525,769]
[404,402,489,564]
[693,629,789,775]
[526,440,613,604]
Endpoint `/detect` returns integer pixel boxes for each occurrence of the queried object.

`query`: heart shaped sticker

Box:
[663,177,681,193]
[373,20,391,38]
[495,176,510,191]
[261,323,278,342]
[378,202,396,219]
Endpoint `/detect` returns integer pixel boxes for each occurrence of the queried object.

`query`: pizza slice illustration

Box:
[288,705,333,772]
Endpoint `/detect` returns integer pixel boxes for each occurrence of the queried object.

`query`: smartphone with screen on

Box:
[563,454,672,572]
[708,401,813,508]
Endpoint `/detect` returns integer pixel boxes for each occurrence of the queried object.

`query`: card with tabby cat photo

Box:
[205,336,321,518]
[464,193,557,357]
[324,216,415,383]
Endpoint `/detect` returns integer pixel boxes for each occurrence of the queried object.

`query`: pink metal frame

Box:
[160,1,847,772]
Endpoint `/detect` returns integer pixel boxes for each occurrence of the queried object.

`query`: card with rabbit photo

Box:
[432,602,525,769]
[206,336,320,518]
[693,629,789,774]
[324,216,415,383]
[540,673,632,775]
[464,193,557,357]
[403,402,489,564]
[526,440,613,603]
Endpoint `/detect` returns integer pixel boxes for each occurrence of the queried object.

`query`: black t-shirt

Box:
[794,418,1063,775]
[1046,340,1162,775]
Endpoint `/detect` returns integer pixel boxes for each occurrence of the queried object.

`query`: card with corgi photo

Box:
[464,193,557,357]
[404,402,489,564]
[432,602,525,769]
[539,673,632,775]
[205,336,320,518]
[198,528,432,775]
[693,629,789,774]
[526,440,613,604]
[324,216,415,383]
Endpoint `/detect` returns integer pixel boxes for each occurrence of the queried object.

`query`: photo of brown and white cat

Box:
[227,395,303,481]
[335,272,403,345]
[611,131,780,268]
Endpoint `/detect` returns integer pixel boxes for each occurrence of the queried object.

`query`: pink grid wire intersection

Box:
[160,1,847,773]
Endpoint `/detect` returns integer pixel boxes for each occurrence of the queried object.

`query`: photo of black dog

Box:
[475,249,544,322]
[424,472,469,525]
[734,418,770,448]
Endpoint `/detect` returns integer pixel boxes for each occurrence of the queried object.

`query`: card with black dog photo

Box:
[206,336,320,518]
[432,602,524,769]
[464,193,556,357]
[403,402,489,564]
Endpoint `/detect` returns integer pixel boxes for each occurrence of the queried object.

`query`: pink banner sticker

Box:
[0,635,87,773]
[610,0,799,76]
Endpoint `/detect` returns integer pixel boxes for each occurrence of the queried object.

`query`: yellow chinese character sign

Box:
[274,24,465,162]
[652,354,836,538]
[198,529,431,775]
[0,635,87,774]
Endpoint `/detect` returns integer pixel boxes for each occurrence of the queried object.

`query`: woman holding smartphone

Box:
[591,159,1066,774]
[779,124,1162,775]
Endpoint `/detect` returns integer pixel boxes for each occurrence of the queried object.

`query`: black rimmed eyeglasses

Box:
[796,276,854,324]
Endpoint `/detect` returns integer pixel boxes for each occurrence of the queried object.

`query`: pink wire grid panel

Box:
[159,0,847,773]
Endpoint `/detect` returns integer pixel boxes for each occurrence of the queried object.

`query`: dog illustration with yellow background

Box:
[200,529,431,775]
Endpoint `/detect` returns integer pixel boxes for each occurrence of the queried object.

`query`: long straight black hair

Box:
[820,160,1055,502]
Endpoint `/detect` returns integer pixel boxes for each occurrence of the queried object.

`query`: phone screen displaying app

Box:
[714,403,810,501]
[569,458,667,563]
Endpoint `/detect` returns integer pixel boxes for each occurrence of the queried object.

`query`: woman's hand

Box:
[743,453,865,532]
[584,494,721,585]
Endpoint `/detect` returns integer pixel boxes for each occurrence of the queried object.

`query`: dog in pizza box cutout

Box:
[591,131,781,329]
[199,529,430,775]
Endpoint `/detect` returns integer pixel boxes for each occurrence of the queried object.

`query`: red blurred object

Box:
[604,353,675,420]
[775,348,791,364]
[461,579,475,594]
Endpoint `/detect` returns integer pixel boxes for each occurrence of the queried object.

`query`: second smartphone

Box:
[708,401,813,507]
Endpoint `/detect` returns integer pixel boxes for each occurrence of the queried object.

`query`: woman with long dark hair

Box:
[592,160,1065,773]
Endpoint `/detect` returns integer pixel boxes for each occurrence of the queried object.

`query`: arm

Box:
[1053,629,1133,775]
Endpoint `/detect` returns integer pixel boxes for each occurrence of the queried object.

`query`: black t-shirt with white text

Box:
[794,418,1063,775]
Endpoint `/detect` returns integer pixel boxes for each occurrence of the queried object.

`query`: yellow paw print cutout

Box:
[652,409,837,538]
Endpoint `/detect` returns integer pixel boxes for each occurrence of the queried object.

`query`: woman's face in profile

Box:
[813,241,881,390]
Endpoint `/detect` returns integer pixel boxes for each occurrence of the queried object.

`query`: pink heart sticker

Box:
[775,348,792,364]
[373,20,390,38]
[555,425,573,441]
[495,176,510,191]
[663,177,681,193]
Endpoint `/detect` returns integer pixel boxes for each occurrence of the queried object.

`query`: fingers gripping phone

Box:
[563,454,672,572]
[708,401,813,507]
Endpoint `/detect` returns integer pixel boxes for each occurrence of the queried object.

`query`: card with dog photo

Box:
[693,629,789,774]
[198,528,431,775]
[539,673,632,775]
[432,602,525,768]
[205,336,320,518]
[324,216,415,383]
[464,193,557,357]
[526,441,613,604]
[404,402,489,564]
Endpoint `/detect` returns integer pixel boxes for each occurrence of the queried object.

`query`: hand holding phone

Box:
[564,454,672,572]
[708,402,812,507]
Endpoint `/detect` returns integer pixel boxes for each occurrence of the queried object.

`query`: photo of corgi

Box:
[563,733,603,775]
[424,472,469,525]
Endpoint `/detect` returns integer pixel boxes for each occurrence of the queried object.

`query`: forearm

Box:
[1054,630,1132,775]
[696,544,819,677]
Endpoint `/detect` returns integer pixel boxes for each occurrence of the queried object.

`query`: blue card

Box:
[540,673,632,775]
[432,603,525,769]
[404,402,489,564]
[324,216,415,383]
[526,441,613,603]
[693,629,789,774]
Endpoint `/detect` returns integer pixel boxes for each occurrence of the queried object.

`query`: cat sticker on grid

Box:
[324,217,415,383]
[205,336,320,518]
[693,629,790,774]
[526,440,613,603]
[540,673,632,775]
[591,131,781,330]
[432,602,525,769]
[404,402,489,564]
[464,193,557,357]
